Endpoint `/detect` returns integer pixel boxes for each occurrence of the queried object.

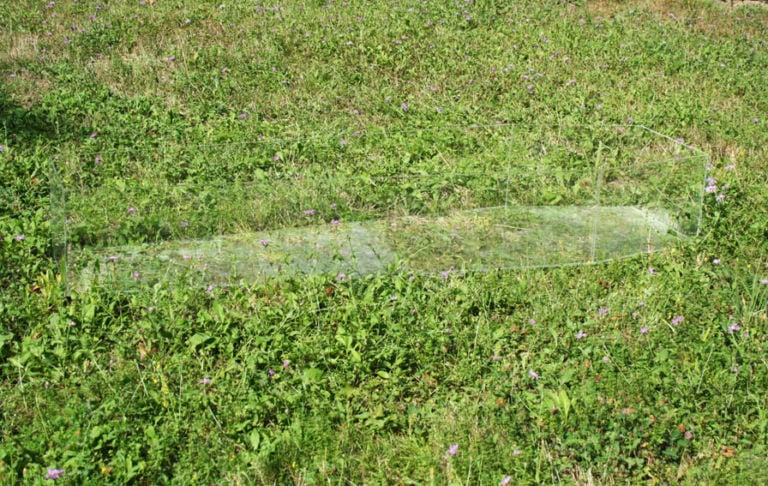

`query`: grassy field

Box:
[2,0,768,483]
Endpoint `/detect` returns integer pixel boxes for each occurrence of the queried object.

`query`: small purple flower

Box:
[268,368,276,377]
[339,139,348,147]
[336,272,346,281]
[303,209,315,216]
[598,307,609,317]
[0,145,4,152]
[45,468,65,480]
[259,239,269,246]
[445,444,459,458]
[14,234,25,241]
[705,184,717,193]
[440,270,449,280]
[500,476,513,486]
[401,102,409,111]
[491,354,501,361]
[199,377,211,384]
[205,284,215,294]
[712,258,721,265]
[684,430,693,440]
[132,272,141,280]
[528,318,536,326]
[238,113,248,119]
[728,323,740,333]
[107,255,118,262]
[760,278,768,285]
[575,330,586,339]
[273,154,281,161]
[716,194,725,202]
[180,220,189,228]
[330,203,337,210]
[648,266,658,275]
[528,370,540,380]
[640,326,649,335]
[127,207,137,215]
[512,449,523,456]
[753,117,760,124]
[282,360,290,368]
[602,355,611,363]
[724,164,735,171]
[732,365,739,374]
[671,315,684,326]
[89,132,98,138]
[674,138,685,144]
[330,220,340,226]
[168,55,176,61]
[94,155,101,164]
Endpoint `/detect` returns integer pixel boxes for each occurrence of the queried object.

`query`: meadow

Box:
[1,0,768,483]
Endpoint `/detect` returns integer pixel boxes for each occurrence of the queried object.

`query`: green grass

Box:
[2,0,768,483]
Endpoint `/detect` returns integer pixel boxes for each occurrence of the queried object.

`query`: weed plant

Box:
[1,0,768,483]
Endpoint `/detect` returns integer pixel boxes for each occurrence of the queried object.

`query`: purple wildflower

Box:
[282,360,290,368]
[445,444,459,458]
[94,155,101,164]
[684,431,693,440]
[107,255,118,262]
[716,194,725,202]
[238,113,248,119]
[528,318,536,326]
[753,117,760,124]
[330,220,340,226]
[648,267,658,275]
[339,139,348,147]
[401,102,409,111]
[89,132,98,138]
[45,468,65,480]
[168,55,176,61]
[330,203,337,209]
[0,145,4,152]
[529,370,540,380]
[440,270,449,279]
[724,164,735,171]
[127,207,137,215]
[259,239,269,246]
[500,476,513,486]
[602,355,611,363]
[760,278,768,285]
[575,330,587,339]
[728,323,740,333]
[303,209,315,216]
[640,326,649,335]
[199,377,211,384]
[205,284,215,294]
[598,307,609,317]
[268,368,275,377]
[14,234,25,241]
[671,315,684,325]
[674,138,685,144]
[336,272,346,281]
[132,272,141,280]
[180,220,189,228]
[491,354,501,361]
[712,258,721,265]
[512,449,523,456]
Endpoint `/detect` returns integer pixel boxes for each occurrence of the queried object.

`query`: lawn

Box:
[1,0,768,483]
